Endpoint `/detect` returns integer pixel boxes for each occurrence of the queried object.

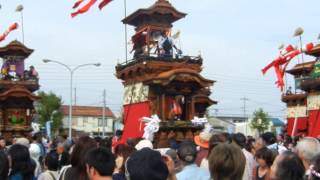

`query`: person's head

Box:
[194,126,212,150]
[56,143,65,154]
[177,141,197,165]
[115,144,135,157]
[135,139,153,151]
[208,133,228,155]
[255,147,274,168]
[71,136,97,166]
[70,136,97,179]
[310,153,320,180]
[127,138,139,148]
[245,137,256,154]
[261,132,277,146]
[15,137,30,148]
[32,132,42,143]
[29,66,34,70]
[8,144,35,179]
[44,151,59,171]
[296,137,320,169]
[161,30,168,37]
[283,136,293,149]
[126,148,169,180]
[270,151,305,180]
[208,143,246,180]
[0,136,6,148]
[94,137,102,146]
[114,144,136,174]
[255,137,266,151]
[0,150,9,180]
[232,133,246,149]
[100,137,112,150]
[115,130,122,137]
[222,132,233,143]
[85,148,115,180]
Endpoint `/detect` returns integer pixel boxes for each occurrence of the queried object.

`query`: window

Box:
[83,117,89,124]
[98,118,103,127]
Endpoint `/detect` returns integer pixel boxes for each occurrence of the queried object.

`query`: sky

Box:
[0,0,319,118]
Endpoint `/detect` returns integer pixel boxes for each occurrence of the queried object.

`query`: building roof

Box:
[122,0,186,27]
[306,44,320,57]
[61,105,115,118]
[270,118,285,127]
[216,116,247,122]
[0,40,34,58]
[286,61,315,76]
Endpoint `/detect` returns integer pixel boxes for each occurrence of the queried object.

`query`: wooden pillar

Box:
[190,97,195,120]
[156,95,161,117]
[0,109,3,131]
[161,94,166,120]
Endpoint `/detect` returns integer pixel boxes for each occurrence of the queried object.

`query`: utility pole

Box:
[102,89,106,138]
[241,97,249,135]
[74,88,77,106]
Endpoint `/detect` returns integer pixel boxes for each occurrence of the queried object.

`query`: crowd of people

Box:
[0,65,38,81]
[0,130,320,180]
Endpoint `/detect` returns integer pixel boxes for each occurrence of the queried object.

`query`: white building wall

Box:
[62,116,114,134]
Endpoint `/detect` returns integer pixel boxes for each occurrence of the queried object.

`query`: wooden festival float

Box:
[0,40,40,140]
[281,44,320,137]
[115,0,216,147]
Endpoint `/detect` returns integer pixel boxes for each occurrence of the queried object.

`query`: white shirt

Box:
[267,143,287,154]
[242,149,256,180]
[38,170,59,180]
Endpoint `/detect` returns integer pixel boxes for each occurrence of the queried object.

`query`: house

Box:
[235,117,285,137]
[61,105,116,136]
[207,116,236,133]
[215,116,248,123]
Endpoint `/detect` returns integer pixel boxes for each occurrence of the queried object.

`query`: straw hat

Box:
[194,124,213,149]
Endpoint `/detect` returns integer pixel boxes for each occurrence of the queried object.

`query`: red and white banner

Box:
[72,0,85,9]
[0,23,18,42]
[287,117,308,136]
[262,43,314,91]
[99,0,112,10]
[307,110,320,137]
[71,0,113,18]
[114,101,151,147]
[71,0,97,18]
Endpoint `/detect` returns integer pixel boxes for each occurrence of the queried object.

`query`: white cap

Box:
[135,139,153,151]
[16,138,30,148]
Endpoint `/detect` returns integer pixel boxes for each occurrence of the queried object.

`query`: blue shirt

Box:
[9,173,36,180]
[176,164,211,180]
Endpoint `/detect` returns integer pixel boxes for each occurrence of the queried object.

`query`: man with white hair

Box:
[296,137,320,178]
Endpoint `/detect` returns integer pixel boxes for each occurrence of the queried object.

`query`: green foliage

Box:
[250,108,270,134]
[36,91,64,134]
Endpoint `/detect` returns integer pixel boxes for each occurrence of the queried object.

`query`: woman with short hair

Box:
[8,144,36,180]
[270,151,305,180]
[208,143,246,180]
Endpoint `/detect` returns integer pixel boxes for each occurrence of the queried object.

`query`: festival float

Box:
[263,28,320,137]
[0,40,40,140]
[115,0,216,147]
[281,44,320,137]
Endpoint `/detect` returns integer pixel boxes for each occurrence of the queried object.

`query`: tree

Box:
[250,108,270,135]
[36,91,64,135]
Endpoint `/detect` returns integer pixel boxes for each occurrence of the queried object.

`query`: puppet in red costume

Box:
[169,96,183,120]
[262,43,314,91]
